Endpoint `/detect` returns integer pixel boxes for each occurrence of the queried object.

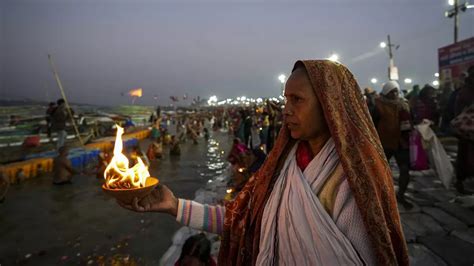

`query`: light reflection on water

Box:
[199,135,229,180]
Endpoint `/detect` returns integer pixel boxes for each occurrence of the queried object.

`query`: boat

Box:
[0,132,94,164]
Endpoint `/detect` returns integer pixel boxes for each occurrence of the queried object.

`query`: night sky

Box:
[1,0,473,106]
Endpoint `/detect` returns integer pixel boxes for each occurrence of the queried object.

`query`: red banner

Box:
[438,36,474,88]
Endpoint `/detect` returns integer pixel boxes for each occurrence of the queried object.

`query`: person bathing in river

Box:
[53,146,78,185]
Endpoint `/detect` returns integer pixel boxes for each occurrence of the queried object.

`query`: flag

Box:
[170,96,179,102]
[128,88,143,98]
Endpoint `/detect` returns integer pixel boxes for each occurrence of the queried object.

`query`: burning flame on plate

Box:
[104,125,150,189]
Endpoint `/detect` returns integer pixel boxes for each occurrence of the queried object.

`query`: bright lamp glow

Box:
[432,80,440,86]
[380,42,387,48]
[370,78,378,84]
[328,54,339,62]
[448,0,455,6]
[434,73,439,78]
[278,74,286,84]
[207,95,218,105]
[404,78,412,84]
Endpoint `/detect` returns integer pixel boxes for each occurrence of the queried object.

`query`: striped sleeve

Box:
[176,198,225,235]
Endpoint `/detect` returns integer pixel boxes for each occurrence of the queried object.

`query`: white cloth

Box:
[416,120,454,189]
[256,138,373,265]
[381,80,400,96]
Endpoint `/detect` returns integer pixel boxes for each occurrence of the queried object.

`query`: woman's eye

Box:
[284,96,303,103]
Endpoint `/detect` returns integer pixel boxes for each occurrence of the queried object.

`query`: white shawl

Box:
[256,139,367,266]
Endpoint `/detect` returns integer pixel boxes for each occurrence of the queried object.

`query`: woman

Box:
[118,60,408,265]
[227,138,250,165]
[170,135,181,156]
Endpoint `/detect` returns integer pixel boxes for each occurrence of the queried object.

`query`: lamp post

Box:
[380,35,400,81]
[278,74,287,96]
[433,73,440,87]
[445,0,472,43]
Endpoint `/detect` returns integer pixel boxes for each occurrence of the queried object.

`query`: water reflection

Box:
[204,136,227,174]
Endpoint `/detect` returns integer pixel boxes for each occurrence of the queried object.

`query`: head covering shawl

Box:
[381,80,400,96]
[218,60,409,266]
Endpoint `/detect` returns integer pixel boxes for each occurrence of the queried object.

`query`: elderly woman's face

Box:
[283,68,328,140]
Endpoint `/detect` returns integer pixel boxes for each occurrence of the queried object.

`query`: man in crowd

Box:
[412,84,439,125]
[51,99,69,150]
[46,102,56,139]
[363,87,378,115]
[373,81,413,209]
[454,66,474,194]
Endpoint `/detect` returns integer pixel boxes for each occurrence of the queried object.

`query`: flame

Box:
[104,125,150,189]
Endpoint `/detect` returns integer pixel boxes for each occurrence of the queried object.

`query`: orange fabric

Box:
[218,60,409,266]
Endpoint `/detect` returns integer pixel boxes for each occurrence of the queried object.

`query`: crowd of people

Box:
[118,60,410,265]
[116,60,474,265]
[220,66,473,203]
[139,65,474,209]
[2,59,472,265]
[364,66,473,195]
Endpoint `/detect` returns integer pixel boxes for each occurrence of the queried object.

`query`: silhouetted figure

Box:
[53,146,77,185]
[46,102,56,138]
[51,99,69,150]
[175,233,216,266]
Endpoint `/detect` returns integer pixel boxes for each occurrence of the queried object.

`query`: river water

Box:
[0,131,231,265]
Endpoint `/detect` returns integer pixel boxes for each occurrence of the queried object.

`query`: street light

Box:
[404,78,412,84]
[370,78,378,84]
[432,80,440,86]
[434,72,440,78]
[380,35,400,81]
[278,74,286,84]
[445,0,472,43]
[207,95,218,106]
[278,74,287,96]
[328,53,339,62]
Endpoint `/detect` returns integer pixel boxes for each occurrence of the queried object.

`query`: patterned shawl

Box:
[218,60,409,266]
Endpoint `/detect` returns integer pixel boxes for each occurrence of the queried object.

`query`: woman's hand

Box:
[117,185,179,217]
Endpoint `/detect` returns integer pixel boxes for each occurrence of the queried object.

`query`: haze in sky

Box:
[1,0,473,106]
